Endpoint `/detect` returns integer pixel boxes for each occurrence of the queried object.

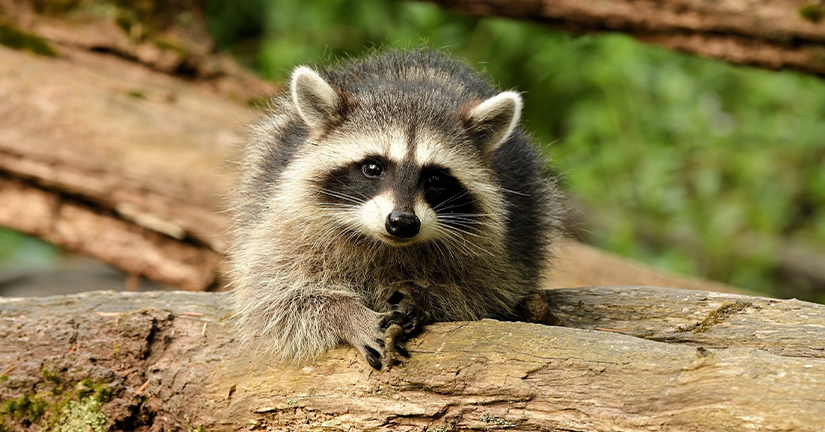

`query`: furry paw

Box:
[349,316,409,370]
[384,290,431,337]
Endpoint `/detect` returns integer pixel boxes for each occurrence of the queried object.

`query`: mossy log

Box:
[1,287,823,431]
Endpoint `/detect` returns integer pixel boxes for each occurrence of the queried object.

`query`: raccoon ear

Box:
[465,91,523,154]
[291,66,343,131]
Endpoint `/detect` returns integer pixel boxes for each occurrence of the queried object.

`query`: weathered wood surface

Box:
[422,0,825,76]
[1,287,823,431]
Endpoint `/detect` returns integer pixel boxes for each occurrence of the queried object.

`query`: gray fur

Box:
[229,50,566,365]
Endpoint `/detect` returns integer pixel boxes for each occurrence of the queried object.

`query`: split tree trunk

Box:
[1,287,823,431]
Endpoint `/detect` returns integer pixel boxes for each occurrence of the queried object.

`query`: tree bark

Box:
[421,0,825,77]
[1,288,823,431]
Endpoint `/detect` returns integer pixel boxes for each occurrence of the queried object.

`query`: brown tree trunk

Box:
[1,287,823,431]
[421,0,825,77]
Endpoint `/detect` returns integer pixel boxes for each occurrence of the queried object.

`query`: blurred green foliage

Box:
[0,228,62,270]
[207,0,825,302]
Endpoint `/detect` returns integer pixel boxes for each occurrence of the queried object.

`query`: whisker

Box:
[500,187,530,197]
[434,226,477,257]
[437,216,486,225]
[430,239,448,262]
[441,224,480,237]
[436,223,495,258]
[432,190,470,211]
[441,222,482,232]
[437,213,493,218]
[318,189,366,205]
[326,177,370,201]
[433,200,479,213]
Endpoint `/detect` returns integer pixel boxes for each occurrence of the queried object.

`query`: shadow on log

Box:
[1,288,823,431]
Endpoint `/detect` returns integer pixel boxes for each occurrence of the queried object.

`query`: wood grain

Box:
[1,288,822,431]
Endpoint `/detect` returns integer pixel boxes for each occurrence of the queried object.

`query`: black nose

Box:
[385,211,421,238]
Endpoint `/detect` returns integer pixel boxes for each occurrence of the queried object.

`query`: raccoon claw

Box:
[399,303,430,336]
[383,290,430,337]
[355,323,406,370]
[363,345,383,370]
[394,341,409,358]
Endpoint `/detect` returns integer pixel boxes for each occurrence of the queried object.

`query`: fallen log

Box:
[421,0,825,77]
[1,287,822,431]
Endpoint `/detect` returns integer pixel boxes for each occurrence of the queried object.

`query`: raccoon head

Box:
[287,66,520,251]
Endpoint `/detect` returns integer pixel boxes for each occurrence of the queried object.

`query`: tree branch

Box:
[421,0,825,76]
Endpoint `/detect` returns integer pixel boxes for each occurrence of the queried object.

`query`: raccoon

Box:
[230,50,565,369]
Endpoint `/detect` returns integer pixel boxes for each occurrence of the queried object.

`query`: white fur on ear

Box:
[291,66,342,131]
[466,91,523,153]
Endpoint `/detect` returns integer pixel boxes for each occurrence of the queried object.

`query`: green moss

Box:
[42,368,62,385]
[480,411,515,427]
[53,399,109,432]
[0,23,58,57]
[1,393,49,423]
[77,379,113,404]
[1,372,114,429]
[187,423,206,432]
[800,5,824,23]
[0,375,8,383]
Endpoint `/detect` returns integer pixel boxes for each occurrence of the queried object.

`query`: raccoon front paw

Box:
[350,319,409,371]
[384,290,431,337]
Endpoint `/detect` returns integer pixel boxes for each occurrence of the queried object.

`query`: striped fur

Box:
[230,50,566,365]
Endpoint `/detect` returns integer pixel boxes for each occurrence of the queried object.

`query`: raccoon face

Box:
[313,153,476,246]
[288,66,520,249]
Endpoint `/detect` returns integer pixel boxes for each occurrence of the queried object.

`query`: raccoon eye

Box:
[362,160,384,178]
[425,173,445,188]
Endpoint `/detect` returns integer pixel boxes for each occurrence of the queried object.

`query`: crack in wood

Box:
[677,301,753,334]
